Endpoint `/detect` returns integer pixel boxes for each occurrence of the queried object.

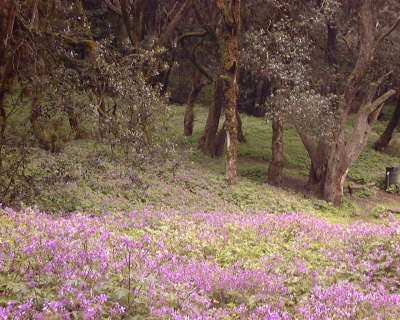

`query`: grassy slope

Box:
[14,104,399,225]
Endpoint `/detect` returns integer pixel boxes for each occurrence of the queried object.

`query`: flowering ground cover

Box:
[0,207,400,319]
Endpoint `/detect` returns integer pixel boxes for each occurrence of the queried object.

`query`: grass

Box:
[2,103,399,225]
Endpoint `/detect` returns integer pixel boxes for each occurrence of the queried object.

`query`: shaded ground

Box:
[238,155,400,220]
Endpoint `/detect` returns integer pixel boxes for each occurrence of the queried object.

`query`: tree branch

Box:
[28,0,39,30]
[160,0,193,46]
[103,0,122,15]
[177,30,208,43]
[364,89,396,114]
[361,71,392,108]
[181,41,213,83]
[192,3,218,43]
[375,15,400,49]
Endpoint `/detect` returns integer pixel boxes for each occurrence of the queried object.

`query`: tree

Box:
[308,0,399,205]
[243,0,400,205]
[217,0,241,185]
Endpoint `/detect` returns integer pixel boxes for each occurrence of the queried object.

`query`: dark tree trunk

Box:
[198,78,224,156]
[374,94,400,151]
[255,78,268,107]
[0,91,6,169]
[326,20,337,65]
[267,119,284,186]
[215,127,226,157]
[236,110,245,142]
[218,0,240,185]
[184,72,204,136]
[64,104,81,139]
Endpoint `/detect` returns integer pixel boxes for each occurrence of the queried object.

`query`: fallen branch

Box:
[348,182,376,195]
[387,209,400,214]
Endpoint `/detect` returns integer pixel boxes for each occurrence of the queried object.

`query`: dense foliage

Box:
[1,207,399,319]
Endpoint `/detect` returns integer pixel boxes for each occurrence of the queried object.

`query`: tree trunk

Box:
[0,91,6,169]
[214,127,225,157]
[30,95,56,152]
[267,119,284,186]
[215,112,244,157]
[236,110,245,142]
[326,20,337,65]
[374,94,400,151]
[184,72,204,136]
[218,0,240,185]
[98,98,107,139]
[198,78,224,156]
[323,164,349,206]
[64,104,81,139]
[306,140,330,194]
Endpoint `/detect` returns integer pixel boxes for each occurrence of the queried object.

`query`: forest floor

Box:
[2,104,400,319]
[7,103,398,224]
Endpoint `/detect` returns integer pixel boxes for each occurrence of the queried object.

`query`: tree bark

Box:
[64,103,82,139]
[374,94,400,151]
[184,71,204,136]
[267,119,284,186]
[198,78,224,156]
[0,91,6,169]
[215,127,226,157]
[236,110,245,142]
[326,20,337,65]
[218,0,240,185]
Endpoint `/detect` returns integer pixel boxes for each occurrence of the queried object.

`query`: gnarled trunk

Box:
[267,119,284,186]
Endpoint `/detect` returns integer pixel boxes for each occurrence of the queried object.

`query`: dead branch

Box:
[348,182,376,195]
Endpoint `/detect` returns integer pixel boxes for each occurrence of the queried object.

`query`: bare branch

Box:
[375,15,400,48]
[362,71,393,107]
[103,0,122,15]
[28,0,39,30]
[160,0,194,46]
[177,30,207,43]
[365,89,396,114]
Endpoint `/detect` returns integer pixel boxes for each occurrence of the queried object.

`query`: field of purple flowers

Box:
[1,206,400,319]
